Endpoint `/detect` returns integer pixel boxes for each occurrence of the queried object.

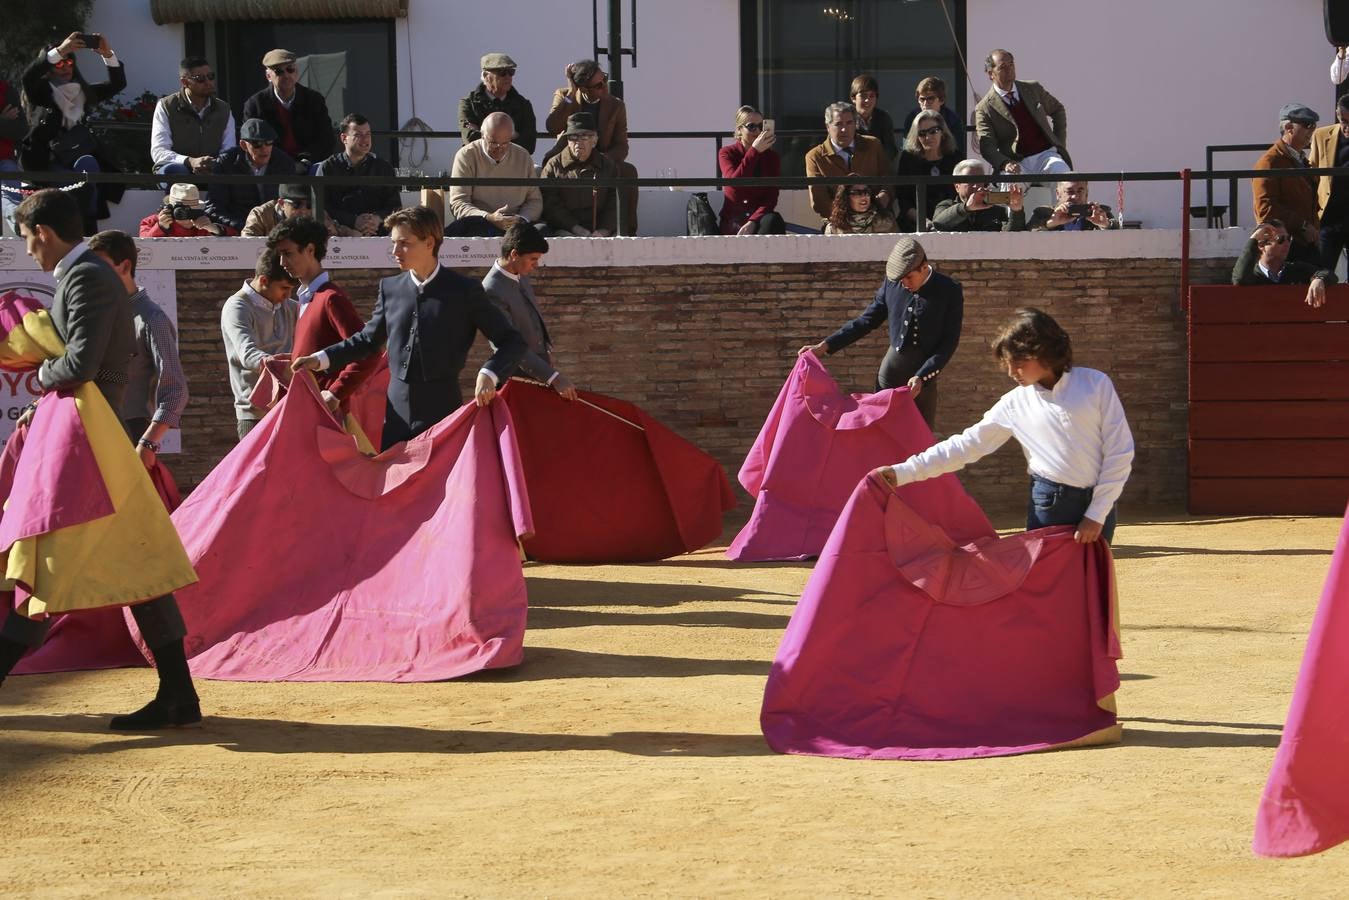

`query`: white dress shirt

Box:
[1333,53,1349,86]
[150,91,237,168]
[889,366,1134,523]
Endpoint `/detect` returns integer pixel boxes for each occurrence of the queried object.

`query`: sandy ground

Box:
[3,511,1349,898]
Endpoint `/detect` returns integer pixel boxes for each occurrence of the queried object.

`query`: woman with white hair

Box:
[895,109,961,231]
[931,158,1027,232]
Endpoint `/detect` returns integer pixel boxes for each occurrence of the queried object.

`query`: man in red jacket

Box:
[267,215,379,412]
[139,183,229,237]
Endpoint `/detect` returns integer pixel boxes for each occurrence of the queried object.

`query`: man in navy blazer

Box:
[802,236,963,428]
[293,205,527,449]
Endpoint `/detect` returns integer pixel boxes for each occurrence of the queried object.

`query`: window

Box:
[187,18,399,163]
[741,0,967,174]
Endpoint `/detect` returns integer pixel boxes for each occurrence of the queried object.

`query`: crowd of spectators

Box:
[3,32,1344,249]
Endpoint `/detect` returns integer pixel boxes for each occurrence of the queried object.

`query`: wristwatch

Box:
[137,437,160,452]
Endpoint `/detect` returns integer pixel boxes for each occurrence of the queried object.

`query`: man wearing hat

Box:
[241,182,358,238]
[539,112,619,236]
[241,48,337,165]
[1253,102,1322,264]
[138,183,228,237]
[459,53,537,154]
[204,117,301,234]
[800,236,964,428]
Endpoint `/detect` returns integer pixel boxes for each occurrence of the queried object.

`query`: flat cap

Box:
[1279,103,1319,126]
[239,117,278,142]
[262,48,297,67]
[481,52,517,71]
[885,236,925,282]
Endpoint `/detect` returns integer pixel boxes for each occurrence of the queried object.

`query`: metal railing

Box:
[9,165,1328,238]
[1203,142,1269,229]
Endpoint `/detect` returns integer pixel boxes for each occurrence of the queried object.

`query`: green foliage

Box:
[0,0,93,82]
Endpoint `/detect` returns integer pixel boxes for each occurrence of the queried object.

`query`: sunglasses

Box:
[565,133,597,142]
[244,139,274,148]
[487,68,516,77]
[269,64,297,75]
[743,122,764,132]
[847,188,871,197]
[53,57,74,68]
[918,125,943,137]
[185,72,216,83]
[585,74,609,90]
[1259,235,1290,246]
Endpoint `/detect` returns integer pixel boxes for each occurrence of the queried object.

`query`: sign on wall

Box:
[0,270,181,452]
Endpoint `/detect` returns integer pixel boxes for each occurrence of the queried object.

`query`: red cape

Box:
[151,376,534,682]
[762,475,1122,759]
[730,352,989,560]
[500,379,734,563]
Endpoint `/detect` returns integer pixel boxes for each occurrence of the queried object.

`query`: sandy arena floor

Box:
[3,512,1348,897]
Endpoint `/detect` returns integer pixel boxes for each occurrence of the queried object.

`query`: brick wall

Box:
[172,256,1233,519]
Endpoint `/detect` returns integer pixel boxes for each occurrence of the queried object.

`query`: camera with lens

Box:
[162,203,199,221]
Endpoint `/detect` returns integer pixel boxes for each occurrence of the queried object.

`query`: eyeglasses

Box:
[846,189,871,197]
[565,133,596,143]
[185,72,216,83]
[243,139,274,148]
[484,140,511,151]
[269,64,297,75]
[585,74,609,90]
[918,125,943,137]
[742,122,764,132]
[487,67,516,77]
[851,91,878,101]
[1259,234,1290,246]
[918,94,941,103]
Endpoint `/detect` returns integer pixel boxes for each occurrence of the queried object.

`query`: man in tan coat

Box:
[1307,94,1349,268]
[804,101,891,224]
[973,49,1070,177]
[544,59,638,232]
[1253,103,1320,264]
[242,183,359,237]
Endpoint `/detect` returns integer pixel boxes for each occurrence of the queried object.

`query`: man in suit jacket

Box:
[482,223,578,400]
[973,49,1070,178]
[801,236,963,428]
[292,206,527,450]
[268,215,380,412]
[241,48,337,165]
[1307,95,1349,269]
[2,189,200,730]
[1253,103,1320,264]
[804,101,892,223]
[1231,221,1336,309]
[205,118,301,233]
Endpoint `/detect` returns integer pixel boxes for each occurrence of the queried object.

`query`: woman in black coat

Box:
[20,32,127,233]
[895,109,962,233]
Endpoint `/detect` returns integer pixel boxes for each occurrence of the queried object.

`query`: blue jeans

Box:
[1026,475,1117,543]
[0,159,20,232]
[154,160,192,192]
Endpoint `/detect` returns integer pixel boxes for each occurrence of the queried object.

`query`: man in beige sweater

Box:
[437,111,542,237]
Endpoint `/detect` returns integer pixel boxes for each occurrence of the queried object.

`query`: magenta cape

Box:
[157,376,534,682]
[1253,504,1349,858]
[761,475,1123,760]
[729,352,989,561]
[499,379,735,563]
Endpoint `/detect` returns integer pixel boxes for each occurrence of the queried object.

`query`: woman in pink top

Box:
[718,105,785,235]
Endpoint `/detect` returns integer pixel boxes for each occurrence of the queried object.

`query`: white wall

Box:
[967,0,1334,227]
[86,0,185,100]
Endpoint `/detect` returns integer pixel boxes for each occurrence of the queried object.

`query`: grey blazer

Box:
[39,248,134,410]
[482,266,557,384]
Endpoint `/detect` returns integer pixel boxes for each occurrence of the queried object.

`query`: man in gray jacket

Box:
[220,247,299,438]
[482,223,578,400]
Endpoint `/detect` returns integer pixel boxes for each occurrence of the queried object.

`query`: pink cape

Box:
[154,375,534,682]
[249,354,391,449]
[729,352,989,560]
[1253,503,1349,858]
[500,379,735,563]
[761,475,1123,760]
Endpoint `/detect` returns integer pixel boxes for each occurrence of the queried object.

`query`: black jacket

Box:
[20,49,127,171]
[458,84,537,154]
[204,145,300,233]
[317,151,401,230]
[1231,238,1337,285]
[932,198,1027,232]
[241,84,336,162]
[323,267,526,442]
[825,270,964,382]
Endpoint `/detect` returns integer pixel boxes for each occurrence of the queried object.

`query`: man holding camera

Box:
[1028,180,1117,231]
[138,183,227,237]
[150,55,235,183]
[932,159,1028,232]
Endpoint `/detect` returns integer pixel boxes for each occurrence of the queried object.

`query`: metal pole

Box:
[915,183,927,233]
[311,182,325,222]
[1180,168,1192,312]
[607,0,624,99]
[1230,177,1239,228]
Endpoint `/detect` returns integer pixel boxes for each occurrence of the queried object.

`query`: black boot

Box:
[109,638,201,730]
[0,636,29,688]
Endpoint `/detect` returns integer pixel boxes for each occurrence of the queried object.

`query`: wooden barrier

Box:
[1188,285,1349,514]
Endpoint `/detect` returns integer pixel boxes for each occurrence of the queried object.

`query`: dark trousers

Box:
[444,216,504,237]
[1026,474,1117,543]
[616,161,639,235]
[1,592,187,650]
[877,345,938,428]
[1289,237,1322,267]
[739,212,786,235]
[1319,218,1349,270]
[380,376,462,450]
